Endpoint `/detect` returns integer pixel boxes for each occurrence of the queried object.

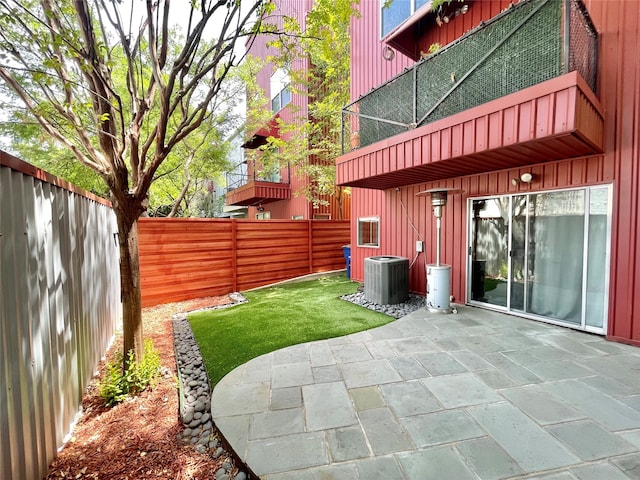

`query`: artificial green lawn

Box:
[188,274,394,385]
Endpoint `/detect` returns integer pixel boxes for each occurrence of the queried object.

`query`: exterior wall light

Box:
[511,172,534,186]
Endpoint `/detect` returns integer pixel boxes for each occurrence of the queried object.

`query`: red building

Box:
[337,0,639,345]
[225,0,350,220]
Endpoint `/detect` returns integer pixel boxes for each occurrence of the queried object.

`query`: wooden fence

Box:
[138,218,351,307]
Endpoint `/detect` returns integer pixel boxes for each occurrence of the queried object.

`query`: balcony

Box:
[225,163,291,207]
[337,0,603,190]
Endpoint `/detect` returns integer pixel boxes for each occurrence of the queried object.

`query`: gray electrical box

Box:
[364,256,409,305]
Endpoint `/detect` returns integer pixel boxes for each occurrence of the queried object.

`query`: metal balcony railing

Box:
[225,161,291,193]
[341,0,598,153]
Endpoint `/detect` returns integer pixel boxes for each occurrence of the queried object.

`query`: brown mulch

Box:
[45,295,233,480]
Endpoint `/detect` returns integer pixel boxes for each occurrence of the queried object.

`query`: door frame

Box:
[466,185,612,335]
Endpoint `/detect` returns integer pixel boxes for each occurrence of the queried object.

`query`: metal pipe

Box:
[436,215,441,267]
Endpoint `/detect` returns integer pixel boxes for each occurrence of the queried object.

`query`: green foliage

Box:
[99,340,162,407]
[239,0,358,217]
[189,275,393,385]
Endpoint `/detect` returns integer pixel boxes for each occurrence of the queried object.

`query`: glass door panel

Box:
[526,190,585,324]
[585,187,609,329]
[470,198,509,308]
[510,195,528,311]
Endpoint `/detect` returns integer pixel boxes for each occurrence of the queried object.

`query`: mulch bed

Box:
[46,295,233,480]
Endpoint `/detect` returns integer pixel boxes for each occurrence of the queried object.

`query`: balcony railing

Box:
[342,0,598,153]
[225,162,291,194]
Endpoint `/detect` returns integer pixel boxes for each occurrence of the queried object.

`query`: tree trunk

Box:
[115,208,144,369]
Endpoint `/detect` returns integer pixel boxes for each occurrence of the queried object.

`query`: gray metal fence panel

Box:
[1,155,120,480]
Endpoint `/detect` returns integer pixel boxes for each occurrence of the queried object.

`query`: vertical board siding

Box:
[348,1,640,344]
[138,219,350,307]
[1,152,120,480]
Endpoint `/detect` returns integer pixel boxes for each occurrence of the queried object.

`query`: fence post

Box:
[308,220,313,274]
[232,219,238,292]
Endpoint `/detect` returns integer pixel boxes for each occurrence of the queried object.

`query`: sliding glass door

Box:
[468,186,611,334]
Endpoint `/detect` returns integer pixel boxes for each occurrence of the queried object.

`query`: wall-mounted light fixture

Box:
[382,45,395,61]
[511,172,535,186]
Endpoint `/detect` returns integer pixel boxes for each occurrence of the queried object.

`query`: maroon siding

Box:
[346,1,640,345]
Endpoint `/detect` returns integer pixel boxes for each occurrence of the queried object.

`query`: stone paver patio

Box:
[211,305,640,479]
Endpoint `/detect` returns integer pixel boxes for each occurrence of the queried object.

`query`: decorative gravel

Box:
[340,291,426,318]
[173,293,250,480]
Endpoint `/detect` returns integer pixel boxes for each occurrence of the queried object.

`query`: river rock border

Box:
[172,293,249,480]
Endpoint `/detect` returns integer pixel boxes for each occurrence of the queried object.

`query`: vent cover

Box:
[364,256,409,305]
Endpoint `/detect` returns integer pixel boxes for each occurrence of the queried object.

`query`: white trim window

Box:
[357,217,380,247]
[270,68,291,112]
[381,0,430,37]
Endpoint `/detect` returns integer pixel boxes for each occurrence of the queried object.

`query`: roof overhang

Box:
[337,72,604,190]
[242,114,280,149]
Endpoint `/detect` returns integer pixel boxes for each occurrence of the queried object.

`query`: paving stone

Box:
[210,382,270,417]
[365,339,396,358]
[570,461,638,479]
[330,343,373,363]
[580,375,637,397]
[312,365,342,383]
[456,437,524,479]
[326,425,370,462]
[249,408,304,440]
[545,380,640,431]
[500,385,585,425]
[270,387,302,410]
[354,456,406,480]
[482,352,544,385]
[546,420,636,460]
[422,372,503,408]
[388,336,440,355]
[400,409,484,447]
[273,344,309,365]
[245,432,329,477]
[397,445,477,480]
[340,359,402,389]
[358,407,413,455]
[349,386,385,411]
[414,351,468,376]
[308,342,335,367]
[475,369,519,389]
[450,349,493,371]
[303,381,357,431]
[611,453,640,479]
[467,402,580,473]
[271,362,314,389]
[379,380,441,417]
[388,356,430,380]
[522,360,593,381]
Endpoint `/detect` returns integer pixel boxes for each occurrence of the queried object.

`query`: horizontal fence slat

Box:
[139,218,350,306]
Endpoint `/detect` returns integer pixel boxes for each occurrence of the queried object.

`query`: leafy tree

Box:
[245,0,356,218]
[0,0,268,366]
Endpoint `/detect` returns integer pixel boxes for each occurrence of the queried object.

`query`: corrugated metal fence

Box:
[139,218,351,307]
[1,151,121,480]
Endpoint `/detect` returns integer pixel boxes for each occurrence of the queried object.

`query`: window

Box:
[381,0,430,37]
[292,215,304,220]
[270,68,291,112]
[256,211,271,220]
[357,217,380,247]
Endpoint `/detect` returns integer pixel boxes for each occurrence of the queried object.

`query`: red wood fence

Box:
[138,218,351,307]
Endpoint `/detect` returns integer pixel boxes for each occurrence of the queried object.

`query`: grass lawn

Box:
[189,274,394,385]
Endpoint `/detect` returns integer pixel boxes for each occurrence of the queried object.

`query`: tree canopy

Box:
[0,0,268,365]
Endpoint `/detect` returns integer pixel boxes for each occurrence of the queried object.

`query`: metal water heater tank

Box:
[426,264,451,313]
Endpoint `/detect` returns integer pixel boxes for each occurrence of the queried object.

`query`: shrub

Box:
[99,339,162,407]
